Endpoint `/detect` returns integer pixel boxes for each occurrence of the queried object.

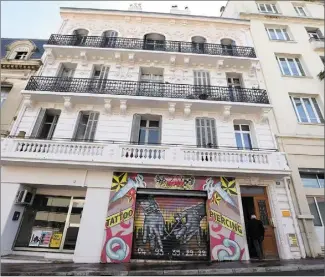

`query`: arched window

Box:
[101,30,118,48]
[5,40,37,60]
[220,38,236,56]
[191,36,207,53]
[143,33,166,51]
[72,29,89,45]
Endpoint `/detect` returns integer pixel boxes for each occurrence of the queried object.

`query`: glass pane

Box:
[272,4,278,13]
[63,227,79,250]
[294,98,308,122]
[243,133,252,149]
[295,58,305,76]
[276,29,285,40]
[139,129,146,144]
[235,133,243,149]
[14,195,70,249]
[288,59,299,76]
[148,129,160,144]
[234,124,240,131]
[259,4,266,12]
[279,58,291,75]
[283,30,290,40]
[298,7,306,16]
[300,173,320,188]
[265,4,272,12]
[140,120,147,127]
[318,174,324,188]
[268,29,277,40]
[240,186,265,195]
[149,120,159,127]
[303,98,318,123]
[241,125,250,131]
[312,98,324,123]
[258,200,269,225]
[316,197,325,225]
[307,197,322,226]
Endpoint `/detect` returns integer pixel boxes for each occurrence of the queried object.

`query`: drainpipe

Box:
[284,177,306,258]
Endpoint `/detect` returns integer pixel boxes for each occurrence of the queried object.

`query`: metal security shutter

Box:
[132,193,209,261]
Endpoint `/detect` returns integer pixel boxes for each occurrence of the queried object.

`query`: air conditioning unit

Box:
[15,188,35,205]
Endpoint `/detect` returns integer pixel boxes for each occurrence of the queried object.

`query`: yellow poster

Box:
[49,233,62,248]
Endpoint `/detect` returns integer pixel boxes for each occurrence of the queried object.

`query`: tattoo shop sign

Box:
[106,208,134,228]
[210,209,243,236]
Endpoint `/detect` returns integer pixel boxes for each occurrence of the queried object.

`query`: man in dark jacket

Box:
[247,214,265,260]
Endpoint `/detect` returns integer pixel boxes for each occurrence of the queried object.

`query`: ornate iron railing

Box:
[25,76,270,104]
[47,34,257,58]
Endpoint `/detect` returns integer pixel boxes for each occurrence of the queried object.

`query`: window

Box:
[320,56,325,65]
[139,68,164,97]
[266,28,291,41]
[290,96,324,123]
[234,124,253,150]
[294,6,307,16]
[14,51,28,60]
[194,71,211,98]
[276,56,306,76]
[90,65,109,91]
[196,118,217,148]
[258,3,279,14]
[306,28,323,41]
[1,86,11,107]
[73,111,99,141]
[300,172,324,188]
[31,109,61,139]
[58,64,76,78]
[130,114,161,145]
[307,197,324,227]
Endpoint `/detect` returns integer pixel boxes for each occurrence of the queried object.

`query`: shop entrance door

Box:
[61,198,85,250]
[241,186,278,259]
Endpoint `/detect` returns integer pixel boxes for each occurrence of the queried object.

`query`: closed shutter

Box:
[30,108,46,138]
[74,111,99,141]
[196,118,217,148]
[132,193,208,261]
[130,114,141,144]
[194,71,210,96]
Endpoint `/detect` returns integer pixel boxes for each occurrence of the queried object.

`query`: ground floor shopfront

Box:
[1,166,305,263]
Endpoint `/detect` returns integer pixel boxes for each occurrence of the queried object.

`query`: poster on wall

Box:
[100,173,245,263]
[29,230,43,247]
[49,232,63,248]
[39,231,53,247]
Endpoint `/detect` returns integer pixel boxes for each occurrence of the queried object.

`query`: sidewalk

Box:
[1,258,324,276]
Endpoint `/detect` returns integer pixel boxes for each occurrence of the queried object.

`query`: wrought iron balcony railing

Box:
[25,76,270,104]
[47,34,257,58]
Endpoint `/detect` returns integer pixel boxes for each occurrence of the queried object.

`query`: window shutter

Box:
[130,114,141,143]
[196,118,217,147]
[316,29,324,39]
[72,111,83,140]
[30,108,46,138]
[193,71,198,86]
[158,115,162,144]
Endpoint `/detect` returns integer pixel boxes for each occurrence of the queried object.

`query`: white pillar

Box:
[1,182,24,256]
[73,187,111,263]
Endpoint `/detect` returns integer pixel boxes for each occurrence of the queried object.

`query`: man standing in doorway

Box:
[247,214,265,260]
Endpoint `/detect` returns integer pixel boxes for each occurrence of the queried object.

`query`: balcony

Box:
[309,37,324,51]
[24,76,270,105]
[47,34,257,58]
[1,138,290,177]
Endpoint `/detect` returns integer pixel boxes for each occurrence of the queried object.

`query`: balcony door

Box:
[89,65,109,92]
[138,67,164,97]
[194,71,211,99]
[56,63,76,92]
[227,73,243,102]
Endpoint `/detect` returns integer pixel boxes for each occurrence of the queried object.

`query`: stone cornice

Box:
[1,59,42,71]
[240,12,324,24]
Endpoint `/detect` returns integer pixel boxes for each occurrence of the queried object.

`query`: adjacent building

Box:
[1,4,307,263]
[1,38,46,137]
[222,0,324,257]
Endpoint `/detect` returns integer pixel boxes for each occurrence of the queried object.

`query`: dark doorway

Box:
[241,196,258,258]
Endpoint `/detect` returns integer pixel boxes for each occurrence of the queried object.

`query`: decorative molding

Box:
[168,102,176,118]
[183,103,192,118]
[223,105,232,121]
[260,108,270,123]
[170,55,176,66]
[23,95,34,109]
[80,51,88,66]
[128,53,135,66]
[46,49,56,65]
[217,60,224,69]
[114,52,121,63]
[63,96,72,112]
[104,99,112,114]
[119,100,127,115]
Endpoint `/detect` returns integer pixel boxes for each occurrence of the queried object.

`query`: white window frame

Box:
[258,3,279,14]
[139,118,161,145]
[276,56,306,76]
[307,196,324,227]
[290,96,324,124]
[266,28,291,41]
[234,124,253,150]
[294,5,307,16]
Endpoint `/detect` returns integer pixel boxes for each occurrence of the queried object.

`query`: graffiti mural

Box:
[101,173,245,263]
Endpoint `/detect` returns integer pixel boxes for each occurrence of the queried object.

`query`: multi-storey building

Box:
[2,4,304,263]
[222,0,324,257]
[1,38,46,137]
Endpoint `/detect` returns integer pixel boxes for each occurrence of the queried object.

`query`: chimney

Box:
[170,5,191,15]
[128,3,142,12]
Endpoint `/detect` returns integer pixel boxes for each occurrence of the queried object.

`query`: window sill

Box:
[298,122,324,126]
[269,39,297,43]
[281,75,313,79]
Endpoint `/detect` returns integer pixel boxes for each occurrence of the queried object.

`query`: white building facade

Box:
[1,5,305,263]
[222,0,324,257]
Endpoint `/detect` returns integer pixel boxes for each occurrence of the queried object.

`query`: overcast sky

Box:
[1,1,227,39]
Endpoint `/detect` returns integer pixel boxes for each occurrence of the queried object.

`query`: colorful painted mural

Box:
[101,173,245,263]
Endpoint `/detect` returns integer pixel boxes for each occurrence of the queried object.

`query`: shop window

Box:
[195,117,217,148]
[14,195,85,251]
[307,196,324,227]
[73,111,99,142]
[31,109,61,139]
[130,114,162,145]
[300,172,324,188]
